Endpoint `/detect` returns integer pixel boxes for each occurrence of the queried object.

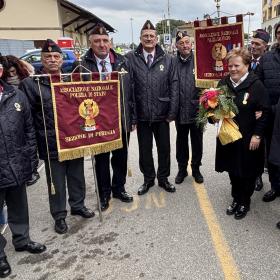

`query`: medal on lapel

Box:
[242,92,249,105]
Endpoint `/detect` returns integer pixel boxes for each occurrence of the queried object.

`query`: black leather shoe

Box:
[15,241,46,254]
[226,201,239,215]
[100,198,110,212]
[175,170,188,184]
[138,182,154,195]
[113,191,133,202]
[26,171,40,186]
[158,181,176,193]
[0,257,11,278]
[234,205,250,220]
[276,221,280,230]
[192,169,204,184]
[71,207,95,218]
[54,218,68,234]
[255,176,263,191]
[262,190,280,202]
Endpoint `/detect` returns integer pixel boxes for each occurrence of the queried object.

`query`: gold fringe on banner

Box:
[196,79,219,89]
[58,139,123,162]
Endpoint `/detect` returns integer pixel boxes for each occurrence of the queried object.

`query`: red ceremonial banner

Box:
[51,80,122,161]
[194,22,244,88]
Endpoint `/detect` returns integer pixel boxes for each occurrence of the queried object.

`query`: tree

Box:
[156,19,185,37]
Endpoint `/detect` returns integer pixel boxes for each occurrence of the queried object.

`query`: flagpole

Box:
[73,48,103,222]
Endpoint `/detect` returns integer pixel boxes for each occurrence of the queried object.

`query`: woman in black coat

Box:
[216,48,269,219]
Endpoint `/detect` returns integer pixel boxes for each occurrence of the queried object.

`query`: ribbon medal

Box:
[242,92,249,105]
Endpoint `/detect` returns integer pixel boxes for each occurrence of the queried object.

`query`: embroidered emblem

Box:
[14,103,21,111]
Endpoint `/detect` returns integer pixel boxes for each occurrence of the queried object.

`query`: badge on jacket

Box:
[242,92,249,105]
[14,103,21,111]
[160,65,164,71]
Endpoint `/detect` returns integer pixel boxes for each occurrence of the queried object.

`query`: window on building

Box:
[276,4,280,16]
[263,0,267,5]
[268,7,272,19]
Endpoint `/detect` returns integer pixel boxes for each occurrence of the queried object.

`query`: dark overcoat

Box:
[215,72,269,178]
[0,81,37,188]
[269,100,280,166]
[126,44,178,122]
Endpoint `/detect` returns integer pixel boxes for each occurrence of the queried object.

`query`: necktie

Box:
[251,59,258,70]
[100,60,107,72]
[147,54,153,68]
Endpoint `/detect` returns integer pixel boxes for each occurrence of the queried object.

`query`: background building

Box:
[0,0,114,56]
[262,0,280,42]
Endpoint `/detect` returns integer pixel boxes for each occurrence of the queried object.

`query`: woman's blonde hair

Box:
[225,47,251,66]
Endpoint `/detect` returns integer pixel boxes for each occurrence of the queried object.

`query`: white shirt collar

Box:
[143,49,155,63]
[95,54,110,64]
[230,72,249,88]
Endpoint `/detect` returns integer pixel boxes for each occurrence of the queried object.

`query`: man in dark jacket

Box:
[256,23,280,202]
[250,29,270,191]
[0,67,46,278]
[174,31,204,185]
[19,39,94,235]
[126,20,178,195]
[78,24,135,211]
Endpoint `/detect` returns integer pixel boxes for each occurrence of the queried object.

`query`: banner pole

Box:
[91,156,103,222]
[36,77,56,195]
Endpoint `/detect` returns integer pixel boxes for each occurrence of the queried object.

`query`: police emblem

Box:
[178,32,183,39]
[79,99,99,131]
[160,65,164,71]
[48,46,52,52]
[14,103,21,111]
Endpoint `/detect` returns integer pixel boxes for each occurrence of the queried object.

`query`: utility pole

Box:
[167,0,171,50]
[130,17,134,50]
[214,0,221,19]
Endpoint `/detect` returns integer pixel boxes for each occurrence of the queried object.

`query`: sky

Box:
[71,0,262,44]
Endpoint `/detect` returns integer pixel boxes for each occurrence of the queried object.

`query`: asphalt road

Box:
[3,123,280,280]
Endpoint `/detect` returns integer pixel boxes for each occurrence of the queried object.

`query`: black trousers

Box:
[0,186,30,258]
[175,122,203,171]
[95,131,130,201]
[265,114,280,191]
[44,158,86,221]
[137,121,170,183]
[229,173,256,207]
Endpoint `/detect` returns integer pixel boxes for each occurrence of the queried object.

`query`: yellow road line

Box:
[193,181,240,280]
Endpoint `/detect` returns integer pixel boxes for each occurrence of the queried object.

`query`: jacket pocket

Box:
[157,97,170,117]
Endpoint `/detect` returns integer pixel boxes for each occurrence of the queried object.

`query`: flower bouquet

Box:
[197,86,242,145]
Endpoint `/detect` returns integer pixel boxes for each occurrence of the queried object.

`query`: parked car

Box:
[20,48,78,73]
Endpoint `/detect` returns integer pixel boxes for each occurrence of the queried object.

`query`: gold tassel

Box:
[127,168,132,177]
[51,183,56,195]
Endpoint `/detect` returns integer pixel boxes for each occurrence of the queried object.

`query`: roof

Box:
[60,0,115,33]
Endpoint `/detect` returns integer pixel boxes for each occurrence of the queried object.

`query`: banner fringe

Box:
[58,140,123,162]
[196,79,219,89]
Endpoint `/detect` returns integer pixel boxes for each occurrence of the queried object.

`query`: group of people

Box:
[0,19,280,278]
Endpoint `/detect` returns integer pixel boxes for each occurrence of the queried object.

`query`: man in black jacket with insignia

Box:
[256,23,280,203]
[126,20,178,195]
[250,29,270,191]
[79,24,136,211]
[0,63,46,278]
[19,39,94,235]
[174,31,204,185]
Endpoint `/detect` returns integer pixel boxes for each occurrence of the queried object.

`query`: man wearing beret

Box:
[78,24,136,211]
[256,23,280,206]
[0,61,46,278]
[126,20,178,195]
[174,31,204,185]
[250,29,270,192]
[19,39,94,235]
